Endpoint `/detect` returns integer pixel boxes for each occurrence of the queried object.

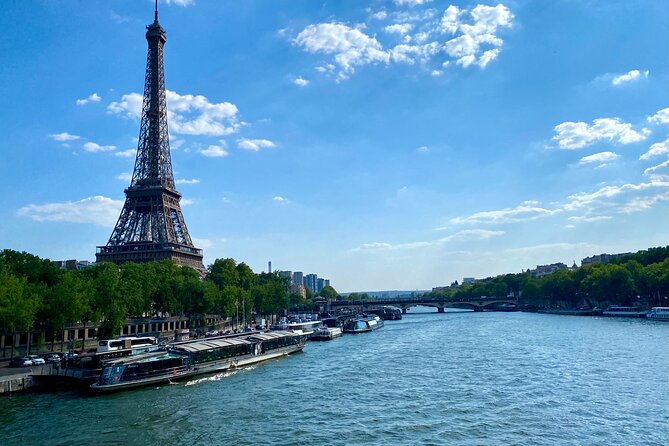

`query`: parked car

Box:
[27,355,45,365]
[42,354,62,363]
[10,357,33,367]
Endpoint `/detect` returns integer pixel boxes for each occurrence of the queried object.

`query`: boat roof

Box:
[173,337,252,353]
[287,320,321,327]
[104,351,172,365]
[248,331,297,342]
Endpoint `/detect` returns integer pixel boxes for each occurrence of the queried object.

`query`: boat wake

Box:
[184,366,257,387]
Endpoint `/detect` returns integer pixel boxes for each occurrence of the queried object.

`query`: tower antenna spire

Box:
[155,0,158,22]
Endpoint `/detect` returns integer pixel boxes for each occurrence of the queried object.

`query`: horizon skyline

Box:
[1,1,667,292]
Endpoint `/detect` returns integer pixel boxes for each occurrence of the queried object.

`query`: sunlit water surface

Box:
[1,310,668,445]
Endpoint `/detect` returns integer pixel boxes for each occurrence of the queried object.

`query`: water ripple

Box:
[1,312,667,445]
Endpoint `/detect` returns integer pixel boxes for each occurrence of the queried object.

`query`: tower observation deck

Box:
[96,4,205,274]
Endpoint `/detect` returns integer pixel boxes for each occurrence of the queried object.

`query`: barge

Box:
[90,331,304,392]
[343,315,384,334]
[602,306,648,318]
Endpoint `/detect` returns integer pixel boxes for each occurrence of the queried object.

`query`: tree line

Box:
[0,250,301,349]
[426,246,669,308]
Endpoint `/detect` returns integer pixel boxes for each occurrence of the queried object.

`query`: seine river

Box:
[1,310,668,445]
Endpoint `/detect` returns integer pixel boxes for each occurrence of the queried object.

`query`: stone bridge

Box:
[329,297,518,313]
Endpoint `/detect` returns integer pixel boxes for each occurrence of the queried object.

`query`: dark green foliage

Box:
[426,246,669,307]
[318,285,338,299]
[0,250,291,338]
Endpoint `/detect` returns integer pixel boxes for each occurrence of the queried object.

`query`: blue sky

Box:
[0,0,667,292]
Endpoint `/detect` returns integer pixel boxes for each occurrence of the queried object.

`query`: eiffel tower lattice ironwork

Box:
[96,4,205,274]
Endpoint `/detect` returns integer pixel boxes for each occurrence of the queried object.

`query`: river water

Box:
[1,310,668,445]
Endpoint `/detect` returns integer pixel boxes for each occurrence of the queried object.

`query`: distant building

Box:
[529,263,568,278]
[292,271,304,289]
[277,270,293,285]
[53,259,94,271]
[324,279,330,288]
[316,278,325,293]
[463,277,475,285]
[304,273,317,292]
[290,283,306,298]
[581,253,632,266]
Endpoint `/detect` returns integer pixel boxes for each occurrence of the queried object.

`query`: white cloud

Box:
[354,240,431,251]
[640,139,669,160]
[166,91,240,136]
[441,4,513,68]
[114,149,136,158]
[450,201,558,225]
[75,93,101,106]
[294,77,309,87]
[553,117,649,150]
[294,23,390,79]
[578,151,620,166]
[416,145,429,153]
[171,137,185,150]
[116,172,132,182]
[567,215,612,223]
[390,42,441,65]
[163,0,195,6]
[49,132,81,142]
[371,11,388,21]
[293,4,513,79]
[564,181,669,212]
[359,242,393,250]
[83,142,117,152]
[620,191,669,213]
[438,229,505,243]
[180,198,194,206]
[237,138,276,151]
[354,228,503,252]
[384,23,414,35]
[199,144,228,157]
[394,0,432,6]
[648,108,669,125]
[175,178,200,185]
[108,90,241,137]
[643,160,669,182]
[611,69,649,86]
[272,196,290,203]
[448,177,669,234]
[107,92,143,118]
[17,196,123,227]
[440,5,461,34]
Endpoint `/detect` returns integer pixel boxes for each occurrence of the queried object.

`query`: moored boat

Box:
[90,331,304,392]
[271,319,323,338]
[343,315,384,334]
[602,306,648,318]
[369,306,403,320]
[647,307,669,321]
[310,326,343,341]
[538,306,602,316]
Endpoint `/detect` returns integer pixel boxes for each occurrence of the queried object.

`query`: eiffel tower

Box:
[96,3,205,274]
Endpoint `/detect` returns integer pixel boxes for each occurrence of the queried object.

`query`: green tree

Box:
[639,259,669,305]
[86,263,125,339]
[318,285,338,299]
[542,269,576,305]
[235,262,256,290]
[42,271,91,351]
[0,265,40,357]
[208,258,240,288]
[581,264,634,305]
